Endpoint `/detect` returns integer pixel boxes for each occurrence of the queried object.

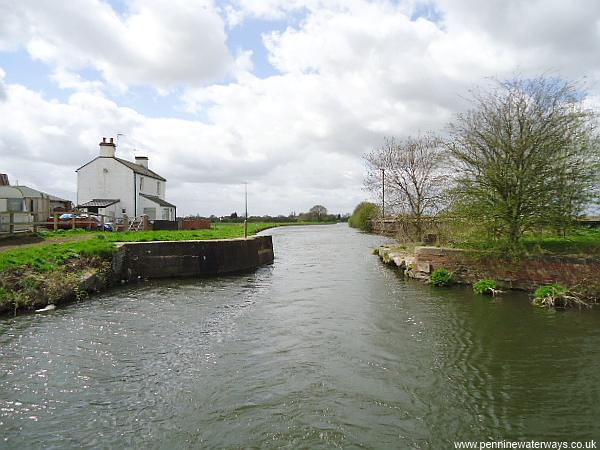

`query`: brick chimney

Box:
[135,156,149,169]
[99,137,116,157]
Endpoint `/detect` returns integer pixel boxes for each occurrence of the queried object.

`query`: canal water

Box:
[1,224,599,449]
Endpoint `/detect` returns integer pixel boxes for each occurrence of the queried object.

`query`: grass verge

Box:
[449,227,600,256]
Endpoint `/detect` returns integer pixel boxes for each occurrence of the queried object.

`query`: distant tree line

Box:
[360,76,600,247]
[185,205,345,224]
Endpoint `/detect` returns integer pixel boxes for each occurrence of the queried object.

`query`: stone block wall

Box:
[113,235,274,280]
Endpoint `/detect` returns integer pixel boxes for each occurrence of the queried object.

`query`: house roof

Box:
[114,157,166,181]
[14,186,49,198]
[0,185,70,202]
[140,194,176,208]
[76,156,166,181]
[78,199,120,208]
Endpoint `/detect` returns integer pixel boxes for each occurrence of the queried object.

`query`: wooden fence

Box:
[0,212,215,237]
[0,212,152,236]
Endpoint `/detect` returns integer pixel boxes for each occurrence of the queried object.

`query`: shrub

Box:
[531,283,589,308]
[473,279,497,295]
[348,202,380,232]
[534,283,567,300]
[430,268,454,287]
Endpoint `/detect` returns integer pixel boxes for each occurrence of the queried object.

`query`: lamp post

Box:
[244,182,248,239]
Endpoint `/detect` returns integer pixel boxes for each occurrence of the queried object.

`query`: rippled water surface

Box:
[1,224,600,449]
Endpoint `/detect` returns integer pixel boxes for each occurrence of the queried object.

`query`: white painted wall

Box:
[77,158,135,218]
[77,155,172,220]
[136,175,165,199]
[136,194,175,220]
[161,207,175,220]
[134,175,167,216]
[138,195,157,218]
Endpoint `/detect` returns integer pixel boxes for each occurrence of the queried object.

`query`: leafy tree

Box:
[309,205,328,221]
[348,202,379,231]
[364,134,449,240]
[449,77,600,246]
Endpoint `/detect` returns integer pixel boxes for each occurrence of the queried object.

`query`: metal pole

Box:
[244,182,248,239]
[381,168,385,219]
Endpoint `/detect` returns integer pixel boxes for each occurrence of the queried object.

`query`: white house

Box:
[76,137,176,222]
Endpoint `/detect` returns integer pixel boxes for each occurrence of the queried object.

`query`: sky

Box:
[1,0,600,217]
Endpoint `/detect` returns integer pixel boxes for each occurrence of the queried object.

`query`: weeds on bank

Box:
[531,283,593,309]
[430,268,454,287]
[0,257,111,313]
[473,279,498,295]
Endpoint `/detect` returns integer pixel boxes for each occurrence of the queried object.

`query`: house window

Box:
[139,176,144,190]
[7,198,24,212]
[162,208,169,220]
[156,181,160,195]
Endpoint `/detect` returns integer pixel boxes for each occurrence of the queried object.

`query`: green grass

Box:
[1,221,334,273]
[450,227,600,256]
[0,239,116,272]
[37,228,91,239]
[101,223,274,242]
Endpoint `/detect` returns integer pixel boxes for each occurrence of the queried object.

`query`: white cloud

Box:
[50,68,106,94]
[2,0,233,90]
[0,68,6,101]
[436,0,600,78]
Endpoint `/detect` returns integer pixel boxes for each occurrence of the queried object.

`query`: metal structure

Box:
[244,182,248,239]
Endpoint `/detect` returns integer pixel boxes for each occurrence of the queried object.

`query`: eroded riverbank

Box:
[375,244,600,305]
[0,235,273,316]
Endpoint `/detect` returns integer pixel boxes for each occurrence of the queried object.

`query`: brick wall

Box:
[182,218,212,230]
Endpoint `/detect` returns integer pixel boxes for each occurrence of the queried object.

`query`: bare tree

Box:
[448,76,600,246]
[364,134,450,240]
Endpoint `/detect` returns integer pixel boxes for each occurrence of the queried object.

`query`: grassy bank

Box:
[448,227,600,256]
[375,226,600,308]
[0,221,334,314]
